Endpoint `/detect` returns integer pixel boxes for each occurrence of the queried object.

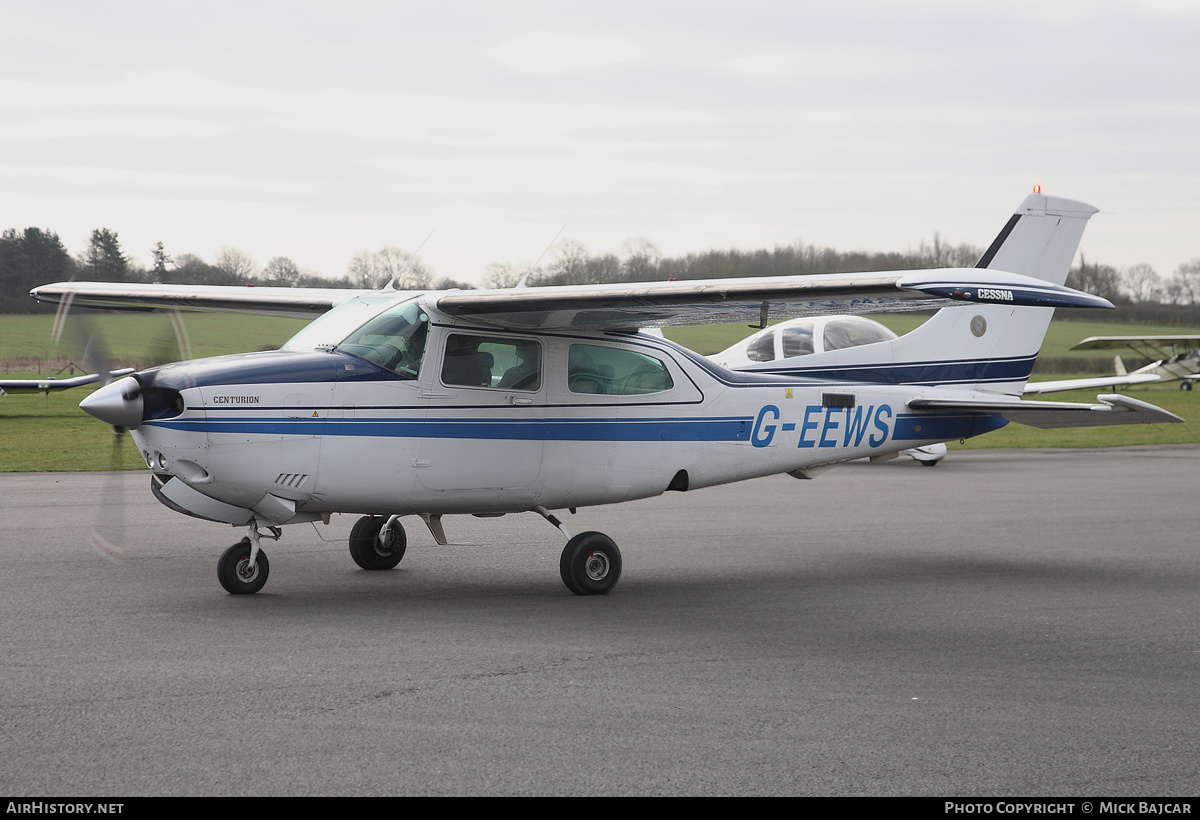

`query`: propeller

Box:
[53,298,192,562]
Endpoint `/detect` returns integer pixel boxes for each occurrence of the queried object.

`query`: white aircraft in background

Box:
[708,315,952,464]
[708,313,1167,461]
[30,192,1180,596]
[1067,336,1200,391]
[0,368,135,397]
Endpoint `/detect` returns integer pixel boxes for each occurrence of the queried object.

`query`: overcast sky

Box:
[2,0,1197,285]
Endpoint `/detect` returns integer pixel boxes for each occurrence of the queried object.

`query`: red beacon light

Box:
[1033,184,1042,193]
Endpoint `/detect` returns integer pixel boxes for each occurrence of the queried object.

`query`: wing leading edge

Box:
[31,268,1110,330]
[29,282,385,318]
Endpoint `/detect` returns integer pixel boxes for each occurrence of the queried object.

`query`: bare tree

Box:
[346,247,433,290]
[1122,263,1164,303]
[262,256,301,287]
[621,237,661,281]
[545,239,591,286]
[482,262,526,289]
[1166,258,1200,305]
[1066,254,1124,304]
[213,247,257,283]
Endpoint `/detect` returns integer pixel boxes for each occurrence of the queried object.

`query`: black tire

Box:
[218,538,269,595]
[559,531,622,595]
[920,458,939,467]
[349,516,406,570]
[1181,381,1192,391]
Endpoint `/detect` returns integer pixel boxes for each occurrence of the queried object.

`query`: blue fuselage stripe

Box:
[146,416,755,443]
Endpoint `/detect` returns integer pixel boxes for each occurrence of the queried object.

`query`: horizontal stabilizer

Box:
[1022,374,1161,395]
[908,394,1182,428]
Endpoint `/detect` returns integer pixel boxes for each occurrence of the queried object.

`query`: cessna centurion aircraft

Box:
[31,192,1182,596]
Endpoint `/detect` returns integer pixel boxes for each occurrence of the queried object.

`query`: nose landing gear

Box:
[218,538,270,594]
[217,518,280,595]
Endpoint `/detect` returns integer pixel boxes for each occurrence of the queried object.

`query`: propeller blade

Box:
[89,431,128,562]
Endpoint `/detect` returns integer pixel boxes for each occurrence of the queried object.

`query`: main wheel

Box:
[218,538,269,595]
[559,532,622,595]
[1181,381,1192,391]
[349,516,406,570]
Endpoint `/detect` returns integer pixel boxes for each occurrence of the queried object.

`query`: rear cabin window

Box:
[441,334,542,391]
[822,318,898,351]
[568,344,674,395]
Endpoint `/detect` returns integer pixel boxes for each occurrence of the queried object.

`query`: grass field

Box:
[3,311,1200,471]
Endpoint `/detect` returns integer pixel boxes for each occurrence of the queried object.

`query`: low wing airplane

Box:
[0,369,136,397]
[30,192,1182,596]
[705,315,951,464]
[707,313,1166,458]
[1067,336,1200,391]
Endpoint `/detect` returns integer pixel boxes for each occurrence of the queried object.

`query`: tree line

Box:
[4,225,1200,323]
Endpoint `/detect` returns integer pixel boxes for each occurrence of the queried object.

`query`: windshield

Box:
[334,299,430,377]
[282,296,397,352]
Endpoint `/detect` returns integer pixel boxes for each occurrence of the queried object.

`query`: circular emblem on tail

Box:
[971,315,987,337]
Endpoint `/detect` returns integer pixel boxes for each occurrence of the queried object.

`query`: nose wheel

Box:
[559,531,622,595]
[218,538,270,595]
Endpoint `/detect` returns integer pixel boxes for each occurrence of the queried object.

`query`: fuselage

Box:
[115,294,1003,526]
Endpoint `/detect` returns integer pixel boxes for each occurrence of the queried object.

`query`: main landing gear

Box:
[348,515,407,570]
[535,506,622,595]
[216,510,622,596]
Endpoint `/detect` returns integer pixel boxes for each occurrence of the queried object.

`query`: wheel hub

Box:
[585,551,610,581]
[236,559,260,583]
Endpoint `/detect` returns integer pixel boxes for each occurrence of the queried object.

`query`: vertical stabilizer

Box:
[889,192,1098,394]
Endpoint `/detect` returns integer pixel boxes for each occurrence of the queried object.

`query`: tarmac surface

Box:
[1,446,1197,796]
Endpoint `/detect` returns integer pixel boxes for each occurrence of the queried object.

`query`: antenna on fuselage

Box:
[515,224,566,289]
[382,229,436,291]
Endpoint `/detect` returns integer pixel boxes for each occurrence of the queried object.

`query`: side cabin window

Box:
[781,322,815,357]
[441,333,542,391]
[746,330,776,362]
[568,344,674,395]
[336,301,429,378]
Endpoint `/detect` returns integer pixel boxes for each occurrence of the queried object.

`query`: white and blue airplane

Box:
[30,192,1181,596]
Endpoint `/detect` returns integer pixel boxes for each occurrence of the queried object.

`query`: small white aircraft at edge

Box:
[1067,336,1200,391]
[30,192,1182,596]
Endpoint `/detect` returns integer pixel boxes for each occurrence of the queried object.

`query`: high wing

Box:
[0,368,136,395]
[909,394,1182,428]
[1022,373,1161,395]
[33,268,1111,330]
[29,282,385,318]
[1071,336,1200,355]
[432,269,1110,329]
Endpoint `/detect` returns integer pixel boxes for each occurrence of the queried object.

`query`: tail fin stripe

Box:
[975,215,1021,268]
